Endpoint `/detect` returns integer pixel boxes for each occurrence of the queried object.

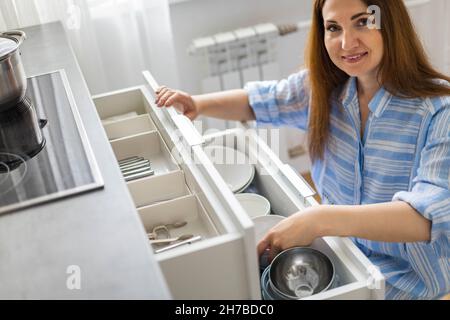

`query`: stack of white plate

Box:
[203,145,255,193]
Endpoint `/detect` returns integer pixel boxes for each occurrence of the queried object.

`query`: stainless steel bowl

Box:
[260,265,286,300]
[269,247,334,299]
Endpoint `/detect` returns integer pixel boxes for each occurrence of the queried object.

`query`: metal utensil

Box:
[147,225,171,240]
[147,221,187,238]
[124,168,154,182]
[120,159,150,171]
[149,234,194,245]
[119,158,148,167]
[118,156,144,165]
[147,221,188,240]
[155,235,202,254]
[121,164,151,174]
[122,165,152,177]
[162,221,188,229]
[118,156,140,163]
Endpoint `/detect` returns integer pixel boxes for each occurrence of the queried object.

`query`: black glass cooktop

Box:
[0,70,104,215]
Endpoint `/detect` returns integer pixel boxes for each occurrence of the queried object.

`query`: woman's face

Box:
[322,0,384,79]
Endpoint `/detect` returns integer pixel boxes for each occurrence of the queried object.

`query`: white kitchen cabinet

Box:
[91,71,385,300]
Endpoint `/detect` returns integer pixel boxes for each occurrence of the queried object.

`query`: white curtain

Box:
[0,0,179,94]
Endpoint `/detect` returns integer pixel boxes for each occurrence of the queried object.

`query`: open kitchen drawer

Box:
[91,71,385,300]
[92,85,261,299]
[190,129,385,300]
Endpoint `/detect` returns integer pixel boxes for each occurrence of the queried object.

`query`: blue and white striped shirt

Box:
[245,70,450,300]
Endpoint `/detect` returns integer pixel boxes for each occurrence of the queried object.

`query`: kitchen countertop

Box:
[0,22,171,299]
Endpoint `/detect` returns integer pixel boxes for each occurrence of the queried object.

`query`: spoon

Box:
[165,221,188,229]
[147,221,189,240]
[149,234,194,245]
[155,235,202,254]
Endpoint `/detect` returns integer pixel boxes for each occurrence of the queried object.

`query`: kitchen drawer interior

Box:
[93,87,149,124]
[103,114,157,141]
[127,170,190,208]
[200,130,373,299]
[202,131,303,217]
[110,131,179,182]
[132,143,257,299]
[137,195,220,254]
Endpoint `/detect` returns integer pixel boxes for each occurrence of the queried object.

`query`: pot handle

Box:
[1,30,27,46]
[39,119,48,129]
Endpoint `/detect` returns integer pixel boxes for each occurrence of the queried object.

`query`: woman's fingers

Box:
[156,88,192,114]
[155,86,167,94]
[157,90,175,107]
[155,87,170,105]
[256,211,322,263]
[268,244,282,262]
[155,85,168,95]
[155,86,198,120]
[258,235,283,263]
[257,237,271,257]
[165,92,185,109]
[155,87,197,120]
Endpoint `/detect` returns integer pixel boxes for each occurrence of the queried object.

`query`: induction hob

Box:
[0,70,104,215]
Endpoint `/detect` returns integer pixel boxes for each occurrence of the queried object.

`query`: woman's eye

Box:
[357,18,369,27]
[326,25,340,32]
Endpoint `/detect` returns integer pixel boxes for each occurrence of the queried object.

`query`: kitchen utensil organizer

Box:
[104,114,156,141]
[91,72,385,300]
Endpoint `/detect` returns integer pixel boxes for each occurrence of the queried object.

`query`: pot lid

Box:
[0,36,18,57]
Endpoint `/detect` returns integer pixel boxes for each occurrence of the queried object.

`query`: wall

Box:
[167,0,450,173]
[406,0,449,74]
[169,0,313,172]
[169,0,313,94]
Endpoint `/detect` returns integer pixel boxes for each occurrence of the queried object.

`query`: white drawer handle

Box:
[281,164,316,199]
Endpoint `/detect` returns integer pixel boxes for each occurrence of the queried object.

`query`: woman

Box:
[155,0,450,300]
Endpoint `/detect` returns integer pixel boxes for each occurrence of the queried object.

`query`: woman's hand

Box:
[257,207,325,261]
[155,86,199,120]
[257,201,432,261]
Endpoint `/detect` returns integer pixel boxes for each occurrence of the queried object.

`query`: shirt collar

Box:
[340,76,358,107]
[340,76,393,118]
[368,85,394,117]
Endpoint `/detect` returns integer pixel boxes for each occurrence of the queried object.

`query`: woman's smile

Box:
[342,51,368,64]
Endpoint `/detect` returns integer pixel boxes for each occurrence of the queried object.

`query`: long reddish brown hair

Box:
[306,0,450,160]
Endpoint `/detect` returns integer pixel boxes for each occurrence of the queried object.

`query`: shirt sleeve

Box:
[393,104,450,244]
[244,69,310,130]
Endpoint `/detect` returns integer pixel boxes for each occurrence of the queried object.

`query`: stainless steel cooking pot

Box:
[0,97,47,172]
[0,30,27,111]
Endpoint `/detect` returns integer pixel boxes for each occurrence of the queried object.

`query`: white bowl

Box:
[252,215,285,244]
[236,193,271,219]
[203,145,255,193]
